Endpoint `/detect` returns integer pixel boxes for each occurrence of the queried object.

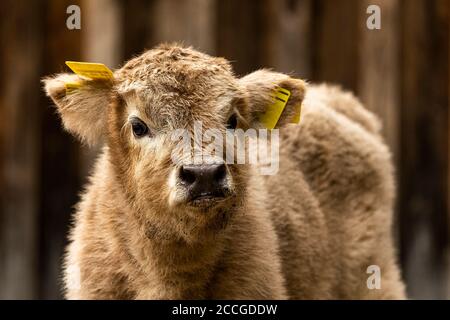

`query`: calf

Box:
[43,44,405,299]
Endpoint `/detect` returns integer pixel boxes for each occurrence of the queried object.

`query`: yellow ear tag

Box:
[64,81,83,94]
[64,61,113,94]
[259,87,291,129]
[65,61,114,81]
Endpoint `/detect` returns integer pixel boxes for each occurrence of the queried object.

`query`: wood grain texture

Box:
[0,0,42,299]
[312,0,359,92]
[216,0,265,76]
[399,0,449,299]
[38,0,82,299]
[357,0,400,161]
[151,0,216,55]
[260,0,313,79]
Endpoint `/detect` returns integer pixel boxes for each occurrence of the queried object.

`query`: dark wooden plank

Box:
[38,0,83,299]
[151,0,216,55]
[216,0,265,76]
[357,0,400,161]
[120,0,155,60]
[399,0,449,299]
[122,0,218,59]
[260,0,313,79]
[0,0,43,299]
[82,0,122,69]
[312,0,359,92]
[356,0,402,262]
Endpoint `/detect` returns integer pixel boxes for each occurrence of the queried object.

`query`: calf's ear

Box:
[239,69,306,129]
[42,73,113,146]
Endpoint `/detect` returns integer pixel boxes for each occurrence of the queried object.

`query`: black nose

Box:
[179,164,227,199]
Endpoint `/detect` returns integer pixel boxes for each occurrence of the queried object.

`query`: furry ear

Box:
[42,73,113,145]
[239,69,306,128]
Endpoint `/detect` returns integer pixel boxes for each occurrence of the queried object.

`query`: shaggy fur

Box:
[43,44,405,299]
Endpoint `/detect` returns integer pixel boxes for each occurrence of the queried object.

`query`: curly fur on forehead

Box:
[114,44,238,98]
[113,44,244,130]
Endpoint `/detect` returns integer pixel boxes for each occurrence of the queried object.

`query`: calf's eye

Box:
[226,113,238,130]
[130,117,149,138]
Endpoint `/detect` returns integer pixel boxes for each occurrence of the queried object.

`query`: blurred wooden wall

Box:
[0,0,449,299]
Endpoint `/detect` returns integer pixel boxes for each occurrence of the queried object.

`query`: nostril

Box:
[179,166,196,185]
[214,164,227,182]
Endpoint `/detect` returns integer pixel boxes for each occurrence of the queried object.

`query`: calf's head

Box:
[43,44,305,242]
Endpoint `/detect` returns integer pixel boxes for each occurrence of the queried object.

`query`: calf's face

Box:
[43,45,305,241]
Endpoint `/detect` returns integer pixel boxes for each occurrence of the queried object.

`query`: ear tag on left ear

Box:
[65,61,114,81]
[259,87,291,129]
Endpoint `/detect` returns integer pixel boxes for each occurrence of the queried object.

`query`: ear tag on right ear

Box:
[64,61,113,94]
[65,61,114,81]
[259,87,291,129]
[64,81,83,94]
